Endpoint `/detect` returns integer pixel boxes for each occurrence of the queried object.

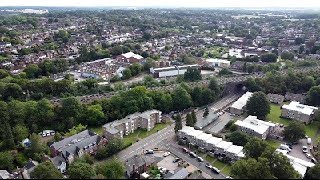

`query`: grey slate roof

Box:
[168,168,189,179]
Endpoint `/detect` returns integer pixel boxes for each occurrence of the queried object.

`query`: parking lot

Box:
[284,138,315,162]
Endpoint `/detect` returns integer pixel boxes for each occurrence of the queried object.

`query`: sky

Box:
[0,0,320,8]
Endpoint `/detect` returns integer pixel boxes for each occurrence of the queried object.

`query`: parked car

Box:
[226,176,233,179]
[302,146,308,153]
[189,152,197,158]
[311,158,317,163]
[205,163,213,169]
[307,138,312,145]
[183,148,189,153]
[197,157,204,162]
[173,158,180,163]
[306,153,312,159]
[146,149,154,154]
[163,152,171,157]
[285,143,293,149]
[212,167,220,174]
[280,144,292,152]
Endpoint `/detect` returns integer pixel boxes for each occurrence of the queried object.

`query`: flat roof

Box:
[197,132,213,141]
[230,92,253,110]
[206,58,231,64]
[235,115,276,135]
[282,101,318,115]
[226,145,244,155]
[206,136,223,146]
[216,140,233,150]
[285,154,315,177]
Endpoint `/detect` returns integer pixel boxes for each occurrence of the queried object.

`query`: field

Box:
[204,155,231,176]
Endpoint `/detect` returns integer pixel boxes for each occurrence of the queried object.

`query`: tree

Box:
[230,158,275,179]
[13,124,29,142]
[24,64,40,79]
[305,164,320,179]
[191,110,197,126]
[246,91,270,119]
[95,158,125,179]
[260,53,278,63]
[31,161,63,179]
[0,151,14,171]
[174,114,182,133]
[172,86,192,111]
[307,86,320,106]
[129,63,143,76]
[283,121,306,143]
[0,101,15,150]
[122,69,132,80]
[186,113,193,126]
[208,77,220,94]
[244,137,268,159]
[227,131,250,146]
[68,162,96,179]
[281,51,294,60]
[27,133,49,162]
[183,67,202,81]
[143,58,156,71]
[64,124,87,137]
[203,107,209,117]
[83,104,105,126]
[218,68,233,76]
[95,138,124,160]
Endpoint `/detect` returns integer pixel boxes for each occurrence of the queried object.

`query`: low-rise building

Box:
[229,92,253,115]
[225,145,245,161]
[282,154,315,177]
[267,93,284,104]
[235,115,277,140]
[281,101,318,124]
[150,65,200,78]
[125,154,162,179]
[205,58,231,68]
[50,130,107,165]
[285,92,307,104]
[103,110,162,140]
[116,52,144,64]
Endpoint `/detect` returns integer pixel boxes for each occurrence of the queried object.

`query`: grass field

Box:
[266,139,281,149]
[204,155,231,176]
[267,104,319,138]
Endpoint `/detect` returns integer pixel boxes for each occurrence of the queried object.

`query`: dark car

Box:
[173,158,180,163]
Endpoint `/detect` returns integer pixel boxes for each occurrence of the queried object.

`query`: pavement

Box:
[287,138,314,162]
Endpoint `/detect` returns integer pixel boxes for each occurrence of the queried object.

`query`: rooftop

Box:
[216,140,233,150]
[206,136,223,146]
[206,58,231,64]
[225,144,244,155]
[230,92,253,110]
[282,101,318,115]
[235,115,276,135]
[122,52,143,59]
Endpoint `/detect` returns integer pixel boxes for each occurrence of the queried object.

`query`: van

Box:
[280,144,291,152]
[307,138,312,145]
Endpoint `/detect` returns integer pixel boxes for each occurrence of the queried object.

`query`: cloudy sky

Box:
[0,0,320,8]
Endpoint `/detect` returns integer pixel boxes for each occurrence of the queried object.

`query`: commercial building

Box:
[103,110,162,140]
[150,64,200,78]
[229,92,253,115]
[205,58,231,68]
[281,101,318,124]
[235,115,277,140]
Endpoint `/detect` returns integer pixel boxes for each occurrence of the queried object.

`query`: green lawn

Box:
[122,123,169,147]
[267,104,319,138]
[266,104,290,126]
[266,139,281,149]
[204,155,231,176]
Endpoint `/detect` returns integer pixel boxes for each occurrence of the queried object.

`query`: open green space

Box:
[122,123,169,147]
[204,155,231,176]
[266,139,281,149]
[267,104,319,138]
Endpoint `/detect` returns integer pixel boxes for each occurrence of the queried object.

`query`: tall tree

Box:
[0,151,14,171]
[186,113,193,127]
[305,164,320,179]
[0,101,15,149]
[68,162,96,179]
[203,107,209,117]
[307,86,320,106]
[246,91,270,119]
[13,124,29,142]
[31,161,63,179]
[283,121,306,143]
[174,114,183,133]
[244,137,268,159]
[227,131,250,146]
[191,110,197,125]
[184,67,202,81]
[172,86,192,111]
[95,158,125,179]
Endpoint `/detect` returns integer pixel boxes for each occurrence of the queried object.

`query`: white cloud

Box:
[0,0,320,8]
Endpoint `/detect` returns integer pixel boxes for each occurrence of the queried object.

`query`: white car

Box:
[302,146,308,153]
[163,152,171,157]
